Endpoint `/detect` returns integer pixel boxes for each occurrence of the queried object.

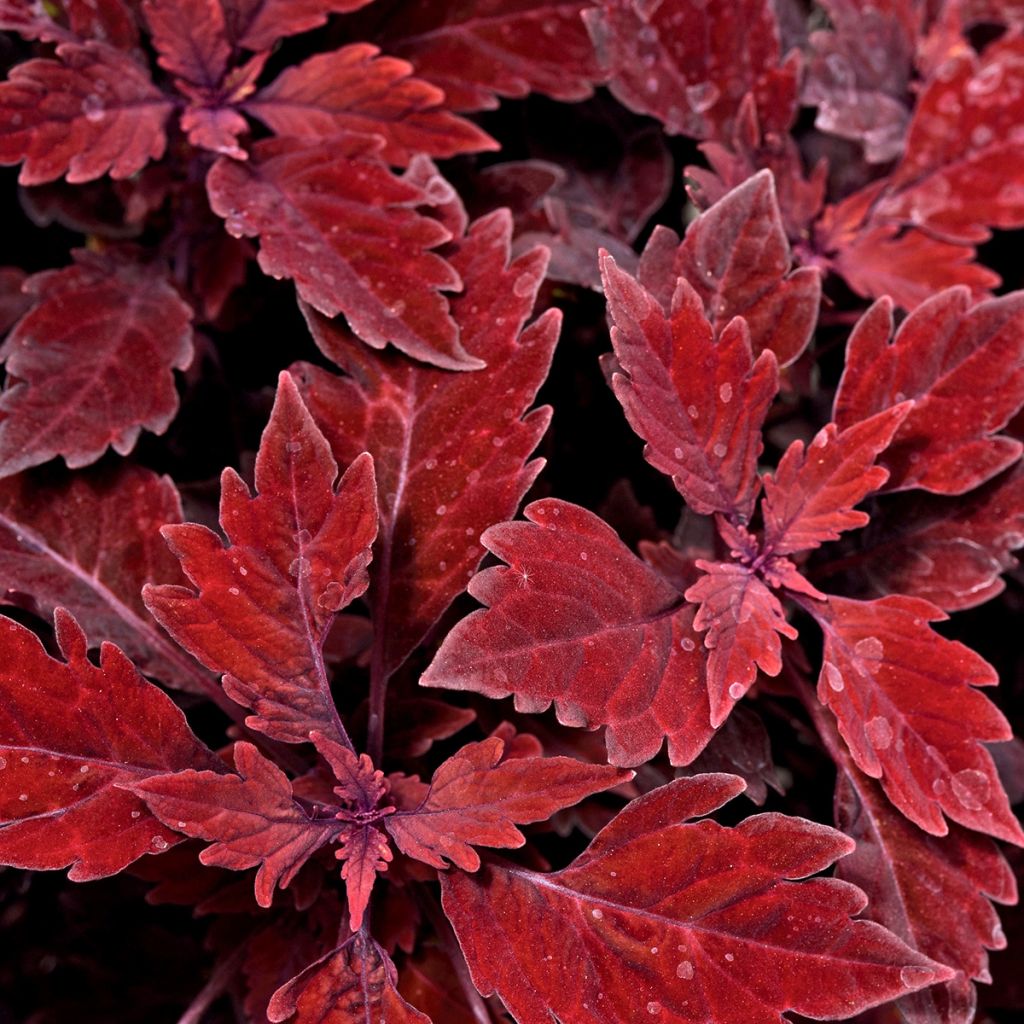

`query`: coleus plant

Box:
[1,1,1023,1023]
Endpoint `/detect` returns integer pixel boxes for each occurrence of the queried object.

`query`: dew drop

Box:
[151,836,169,851]
[680,637,696,652]
[676,961,694,980]
[79,765,89,774]
[424,458,437,470]
[438,560,448,572]
[728,682,744,700]
[591,908,604,920]
[285,440,302,453]
[650,946,659,954]
[239,566,248,576]
[647,1001,660,1015]
[436,504,447,516]
[951,768,990,811]
[229,586,240,596]
[685,80,720,112]
[900,966,936,988]
[712,443,728,458]
[289,557,311,578]
[865,716,893,751]
[177,820,187,829]
[686,404,698,418]
[0,756,6,770]
[724,953,735,962]
[387,299,406,317]
[20,756,29,765]
[81,94,105,122]
[296,528,312,545]
[718,383,733,403]
[131,810,142,819]
[854,636,883,659]
[823,663,844,692]
[492,436,504,447]
[673,446,684,459]
[18,793,28,802]
[579,551,588,561]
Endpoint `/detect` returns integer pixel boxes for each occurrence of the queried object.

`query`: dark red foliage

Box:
[1,3,1023,1023]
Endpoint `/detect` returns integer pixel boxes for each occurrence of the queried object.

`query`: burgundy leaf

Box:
[206,136,474,370]
[601,252,779,519]
[294,210,558,678]
[381,700,476,759]
[222,0,374,52]
[246,44,497,166]
[834,288,1024,495]
[142,0,230,90]
[144,372,378,745]
[761,406,911,557]
[0,250,194,477]
[133,741,341,908]
[442,774,953,1024]
[0,42,171,184]
[64,0,140,50]
[422,499,716,768]
[0,609,216,880]
[684,561,797,727]
[0,267,28,334]
[335,823,392,931]
[810,593,1024,844]
[385,736,630,870]
[268,932,430,1024]
[638,170,821,366]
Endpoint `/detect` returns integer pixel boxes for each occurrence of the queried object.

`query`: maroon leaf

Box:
[0,250,194,477]
[222,0,374,52]
[206,136,474,370]
[246,44,497,166]
[0,267,28,335]
[267,932,430,1024]
[142,0,230,90]
[810,593,1024,844]
[335,824,392,932]
[601,252,779,519]
[442,774,953,1024]
[834,288,1024,495]
[143,372,378,746]
[422,499,716,768]
[294,210,558,678]
[761,406,911,557]
[684,561,797,727]
[385,736,630,870]
[638,170,820,366]
[0,609,216,880]
[0,42,171,184]
[133,741,341,908]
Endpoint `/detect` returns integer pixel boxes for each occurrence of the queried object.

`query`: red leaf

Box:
[421,499,716,768]
[684,561,797,727]
[293,210,558,677]
[0,267,28,334]
[637,170,821,366]
[0,609,215,880]
[385,736,630,871]
[206,136,474,370]
[142,0,230,90]
[133,741,340,908]
[335,823,392,931]
[143,372,378,745]
[246,44,497,166]
[836,760,1017,1024]
[761,406,911,556]
[0,251,194,477]
[0,463,213,694]
[834,288,1024,495]
[371,0,602,112]
[584,0,792,142]
[601,252,779,519]
[0,42,171,184]
[268,932,430,1024]
[810,593,1024,844]
[221,0,374,52]
[441,774,953,1024]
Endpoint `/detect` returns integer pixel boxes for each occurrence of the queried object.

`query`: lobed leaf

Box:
[222,0,375,52]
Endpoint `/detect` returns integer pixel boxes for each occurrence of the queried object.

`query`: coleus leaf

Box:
[206,136,474,371]
[294,210,558,678]
[222,0,374,53]
[0,267,28,334]
[385,736,630,870]
[834,287,1024,495]
[0,609,217,880]
[142,0,231,91]
[441,774,953,1024]
[267,932,430,1024]
[144,372,378,746]
[245,44,497,166]
[0,42,171,184]
[810,593,1024,844]
[637,170,820,366]
[132,741,342,909]
[600,252,779,519]
[0,250,194,477]
[422,498,716,768]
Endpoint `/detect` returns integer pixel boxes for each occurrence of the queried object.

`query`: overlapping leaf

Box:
[0,268,28,334]
[223,0,375,52]
[442,774,952,1024]
[0,250,194,477]
[143,372,378,745]
[143,0,231,90]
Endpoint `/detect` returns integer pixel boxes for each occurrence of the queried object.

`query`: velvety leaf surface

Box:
[222,0,374,52]
[144,373,378,745]
[142,0,231,90]
[761,407,910,557]
[836,758,1017,1024]
[0,42,171,184]
[369,0,602,111]
[834,288,1024,495]
[0,463,213,693]
[385,736,630,870]
[684,561,796,727]
[442,774,952,1024]
[0,609,216,880]
[246,44,496,166]
[133,741,341,908]
[638,170,820,366]
[0,251,194,477]
[422,499,716,768]
[207,136,473,370]
[294,210,558,677]
[268,932,430,1023]
[811,594,1024,844]
[0,267,28,334]
[601,253,778,519]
